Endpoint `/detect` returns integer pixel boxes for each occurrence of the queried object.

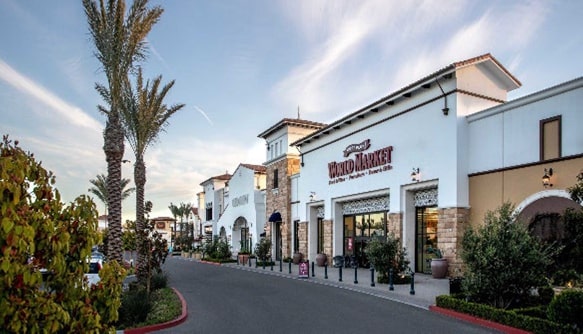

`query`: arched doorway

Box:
[233,217,249,253]
[516,192,580,239]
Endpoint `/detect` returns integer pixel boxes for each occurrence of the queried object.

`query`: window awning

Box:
[268,211,282,222]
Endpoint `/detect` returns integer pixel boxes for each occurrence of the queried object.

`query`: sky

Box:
[1,0,582,221]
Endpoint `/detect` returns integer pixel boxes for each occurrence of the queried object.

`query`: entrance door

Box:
[415,207,438,273]
[343,212,387,268]
[275,223,282,261]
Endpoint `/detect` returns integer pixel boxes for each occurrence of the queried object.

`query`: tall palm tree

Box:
[88,173,136,215]
[122,68,184,280]
[83,0,163,263]
[168,202,180,250]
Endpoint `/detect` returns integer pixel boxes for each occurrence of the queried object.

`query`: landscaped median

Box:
[121,288,187,334]
[432,295,577,334]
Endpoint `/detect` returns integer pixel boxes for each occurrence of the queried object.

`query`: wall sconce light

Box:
[542,168,553,188]
[309,192,316,201]
[411,168,421,182]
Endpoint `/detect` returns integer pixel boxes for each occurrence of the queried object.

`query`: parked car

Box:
[85,252,105,287]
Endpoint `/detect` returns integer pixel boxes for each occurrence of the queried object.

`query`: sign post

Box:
[299,261,309,278]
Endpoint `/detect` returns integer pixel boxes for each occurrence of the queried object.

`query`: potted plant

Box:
[316,253,327,267]
[428,247,448,279]
[292,252,303,264]
[238,242,251,265]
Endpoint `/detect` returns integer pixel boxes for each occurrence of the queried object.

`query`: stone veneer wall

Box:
[265,156,299,259]
[387,212,402,241]
[298,222,308,258]
[437,207,470,277]
[323,219,333,257]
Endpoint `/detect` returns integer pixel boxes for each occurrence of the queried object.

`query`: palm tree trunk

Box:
[134,156,147,282]
[105,113,124,264]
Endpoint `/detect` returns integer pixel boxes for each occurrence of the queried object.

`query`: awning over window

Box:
[268,211,282,222]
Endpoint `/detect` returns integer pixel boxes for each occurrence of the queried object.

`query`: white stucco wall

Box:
[468,78,583,173]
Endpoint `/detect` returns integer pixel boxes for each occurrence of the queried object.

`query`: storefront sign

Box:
[232,194,249,207]
[328,139,393,185]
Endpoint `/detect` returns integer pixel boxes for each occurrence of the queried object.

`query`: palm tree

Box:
[122,68,184,279]
[83,0,163,263]
[168,202,180,250]
[88,173,136,215]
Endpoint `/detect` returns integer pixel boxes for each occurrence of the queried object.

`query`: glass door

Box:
[415,207,438,273]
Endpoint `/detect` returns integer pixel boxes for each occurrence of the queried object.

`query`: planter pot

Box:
[238,254,250,265]
[316,253,328,267]
[431,258,448,279]
[292,252,303,264]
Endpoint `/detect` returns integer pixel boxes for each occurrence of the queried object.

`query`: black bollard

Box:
[255,257,258,268]
[354,266,358,284]
[324,264,328,279]
[249,257,252,267]
[370,267,375,287]
[270,258,273,271]
[410,272,415,295]
[339,266,343,282]
[237,256,239,266]
[262,258,265,270]
[288,261,291,274]
[279,259,282,272]
[389,268,394,291]
[311,261,315,277]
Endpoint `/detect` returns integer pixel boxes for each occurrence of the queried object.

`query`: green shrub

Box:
[150,271,168,290]
[118,289,152,328]
[548,289,583,329]
[364,233,409,282]
[461,202,554,309]
[254,237,272,262]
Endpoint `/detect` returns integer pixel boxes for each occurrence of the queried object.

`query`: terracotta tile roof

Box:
[200,173,232,186]
[240,163,267,173]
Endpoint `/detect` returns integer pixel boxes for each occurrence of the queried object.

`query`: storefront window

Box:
[317,218,324,254]
[415,207,438,273]
[343,212,387,268]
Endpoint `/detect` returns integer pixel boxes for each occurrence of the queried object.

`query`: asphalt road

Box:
[157,257,499,334]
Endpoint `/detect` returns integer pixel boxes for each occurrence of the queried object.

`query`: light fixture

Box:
[542,168,553,188]
[411,168,421,182]
[309,192,316,201]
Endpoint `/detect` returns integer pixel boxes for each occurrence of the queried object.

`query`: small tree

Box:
[461,202,553,309]
[137,201,168,291]
[364,234,409,282]
[0,135,125,332]
[255,237,272,263]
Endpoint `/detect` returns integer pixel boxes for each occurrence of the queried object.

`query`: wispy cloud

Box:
[0,58,102,132]
[194,105,213,126]
[146,38,170,71]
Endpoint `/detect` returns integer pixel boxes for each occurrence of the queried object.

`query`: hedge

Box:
[435,295,578,334]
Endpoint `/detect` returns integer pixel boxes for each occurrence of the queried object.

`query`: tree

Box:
[567,170,583,204]
[0,135,125,332]
[168,202,180,250]
[88,173,135,215]
[83,0,163,263]
[120,68,184,281]
[461,202,554,309]
[364,234,409,282]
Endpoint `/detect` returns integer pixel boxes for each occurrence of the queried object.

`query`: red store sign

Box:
[328,139,393,185]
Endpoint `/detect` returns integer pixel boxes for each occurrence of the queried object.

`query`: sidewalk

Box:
[201,258,450,310]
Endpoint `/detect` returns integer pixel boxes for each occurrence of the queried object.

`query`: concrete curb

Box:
[429,305,531,334]
[122,287,188,334]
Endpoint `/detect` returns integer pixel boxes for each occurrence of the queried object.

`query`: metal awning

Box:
[268,211,282,222]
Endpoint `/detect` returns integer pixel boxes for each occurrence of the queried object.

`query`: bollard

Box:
[370,267,375,287]
[311,261,315,277]
[237,256,239,266]
[389,268,394,291]
[410,272,415,295]
[262,258,265,270]
[354,266,358,284]
[270,258,273,271]
[288,261,291,274]
[279,259,282,272]
[255,257,258,268]
[324,264,328,279]
[339,266,343,282]
[249,257,252,267]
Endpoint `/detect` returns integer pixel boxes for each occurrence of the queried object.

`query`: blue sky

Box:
[1,0,582,220]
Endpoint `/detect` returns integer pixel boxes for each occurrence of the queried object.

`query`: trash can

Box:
[332,256,344,268]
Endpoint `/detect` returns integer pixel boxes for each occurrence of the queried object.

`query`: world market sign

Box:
[232,194,249,207]
[328,139,393,185]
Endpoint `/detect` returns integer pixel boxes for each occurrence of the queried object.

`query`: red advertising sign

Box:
[299,261,309,278]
